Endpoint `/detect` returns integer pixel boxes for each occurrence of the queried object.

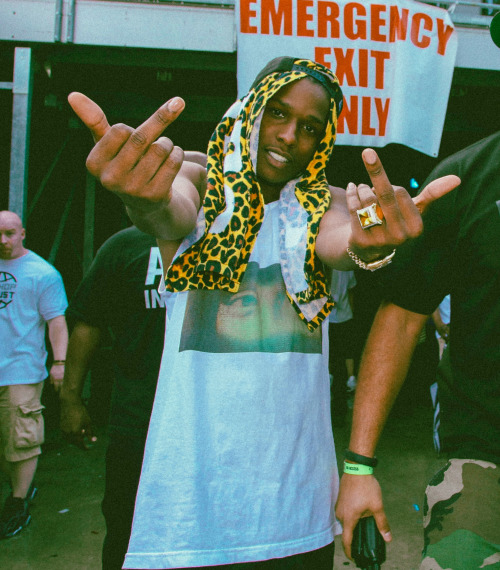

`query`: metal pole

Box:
[67,0,76,44]
[48,182,76,265]
[54,0,63,42]
[8,48,34,224]
[27,136,69,220]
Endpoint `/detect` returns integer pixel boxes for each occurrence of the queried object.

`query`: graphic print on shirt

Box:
[0,272,16,309]
[180,262,322,354]
[144,247,165,310]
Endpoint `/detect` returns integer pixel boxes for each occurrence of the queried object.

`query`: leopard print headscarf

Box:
[166,58,342,331]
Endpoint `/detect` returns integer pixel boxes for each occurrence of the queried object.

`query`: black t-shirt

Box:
[67,227,166,442]
[382,131,500,464]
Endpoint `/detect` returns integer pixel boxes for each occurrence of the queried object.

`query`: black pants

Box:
[102,436,146,570]
[130,542,335,570]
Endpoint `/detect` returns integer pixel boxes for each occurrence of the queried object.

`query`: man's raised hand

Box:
[68,92,186,205]
[68,93,205,241]
[346,148,460,262]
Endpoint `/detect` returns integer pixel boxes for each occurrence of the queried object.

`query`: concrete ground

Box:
[0,393,442,570]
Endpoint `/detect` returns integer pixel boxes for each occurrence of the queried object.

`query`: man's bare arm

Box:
[335,302,428,559]
[47,315,69,392]
[60,322,101,449]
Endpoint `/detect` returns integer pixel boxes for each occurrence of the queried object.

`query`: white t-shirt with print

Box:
[124,201,341,569]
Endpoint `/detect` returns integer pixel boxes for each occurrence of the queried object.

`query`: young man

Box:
[0,210,68,538]
[69,57,458,569]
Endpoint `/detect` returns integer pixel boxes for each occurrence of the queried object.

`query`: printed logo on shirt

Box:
[179,262,322,354]
[0,272,17,309]
[144,247,166,310]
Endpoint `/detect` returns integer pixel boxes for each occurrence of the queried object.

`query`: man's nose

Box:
[277,121,297,146]
[0,234,8,244]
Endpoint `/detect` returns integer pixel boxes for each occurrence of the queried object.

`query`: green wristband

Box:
[344,461,374,475]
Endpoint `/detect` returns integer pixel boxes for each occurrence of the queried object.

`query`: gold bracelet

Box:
[347,248,396,272]
[53,360,66,365]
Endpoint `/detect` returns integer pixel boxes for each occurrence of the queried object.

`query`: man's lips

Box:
[266,148,293,166]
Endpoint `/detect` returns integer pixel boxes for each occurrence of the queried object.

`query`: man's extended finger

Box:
[122,97,185,157]
[68,92,111,143]
[362,149,394,202]
[413,175,461,214]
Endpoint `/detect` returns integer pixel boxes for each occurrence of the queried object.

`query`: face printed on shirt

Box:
[179,262,321,354]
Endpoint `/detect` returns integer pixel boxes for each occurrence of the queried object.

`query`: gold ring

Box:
[356,202,384,229]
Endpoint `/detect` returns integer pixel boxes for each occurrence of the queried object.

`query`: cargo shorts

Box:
[0,382,45,462]
[421,458,500,569]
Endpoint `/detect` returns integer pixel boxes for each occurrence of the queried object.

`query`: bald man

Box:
[0,211,68,538]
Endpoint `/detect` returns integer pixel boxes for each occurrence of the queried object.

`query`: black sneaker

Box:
[0,495,31,538]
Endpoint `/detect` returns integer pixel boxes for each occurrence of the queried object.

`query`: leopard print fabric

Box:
[166,59,342,331]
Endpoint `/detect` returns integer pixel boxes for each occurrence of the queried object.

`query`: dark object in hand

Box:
[352,516,386,569]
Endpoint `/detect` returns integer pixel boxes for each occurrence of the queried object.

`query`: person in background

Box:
[337,131,500,569]
[0,210,68,538]
[60,226,170,570]
[335,21,500,563]
[328,269,357,427]
[432,294,450,359]
[429,294,451,454]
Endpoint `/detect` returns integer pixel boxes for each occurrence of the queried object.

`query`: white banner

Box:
[236,0,458,156]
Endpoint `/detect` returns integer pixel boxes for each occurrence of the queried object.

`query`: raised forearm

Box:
[348,302,428,456]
